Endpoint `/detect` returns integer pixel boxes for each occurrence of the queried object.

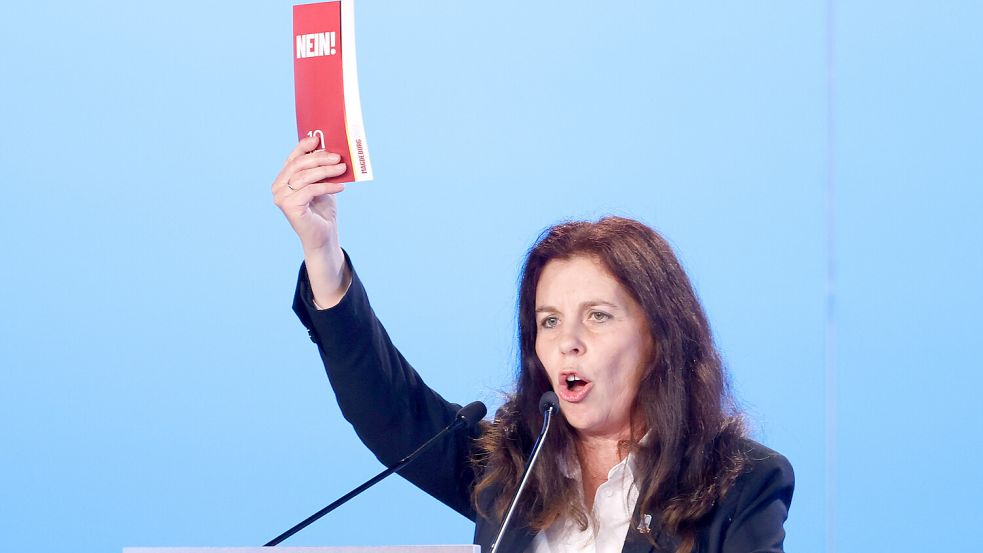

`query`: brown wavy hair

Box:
[472,216,748,553]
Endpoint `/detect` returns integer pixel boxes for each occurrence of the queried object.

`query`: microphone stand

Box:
[266,402,485,546]
[491,393,557,552]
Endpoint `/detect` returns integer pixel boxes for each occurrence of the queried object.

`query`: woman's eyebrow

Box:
[535,301,620,313]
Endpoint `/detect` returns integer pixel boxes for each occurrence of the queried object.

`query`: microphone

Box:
[538,391,558,414]
[456,401,488,428]
[266,400,487,546]
[491,391,558,552]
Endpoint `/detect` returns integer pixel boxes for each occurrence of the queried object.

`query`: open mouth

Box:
[558,372,593,402]
[565,374,588,391]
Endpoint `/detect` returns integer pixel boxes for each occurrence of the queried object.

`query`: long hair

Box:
[472,217,748,553]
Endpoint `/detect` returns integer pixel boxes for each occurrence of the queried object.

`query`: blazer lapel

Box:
[621,527,657,553]
[623,503,676,553]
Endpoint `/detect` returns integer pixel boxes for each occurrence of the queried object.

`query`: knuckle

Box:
[291,168,310,183]
[298,152,317,166]
[285,160,302,176]
[292,154,316,173]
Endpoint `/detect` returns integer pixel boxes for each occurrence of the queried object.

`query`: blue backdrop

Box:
[1,1,981,552]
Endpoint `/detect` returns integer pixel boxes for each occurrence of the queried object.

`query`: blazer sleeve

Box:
[721,448,795,553]
[291,252,479,520]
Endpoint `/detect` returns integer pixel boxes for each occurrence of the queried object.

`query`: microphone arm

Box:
[266,401,487,546]
[491,391,558,552]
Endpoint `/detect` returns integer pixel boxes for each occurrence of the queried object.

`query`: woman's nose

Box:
[559,323,585,356]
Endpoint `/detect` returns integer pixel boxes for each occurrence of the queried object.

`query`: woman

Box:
[272,137,794,553]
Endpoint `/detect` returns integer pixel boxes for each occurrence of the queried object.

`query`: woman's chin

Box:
[564,413,632,441]
[565,416,607,437]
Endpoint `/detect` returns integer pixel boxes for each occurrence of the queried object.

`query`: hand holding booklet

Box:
[293,0,373,183]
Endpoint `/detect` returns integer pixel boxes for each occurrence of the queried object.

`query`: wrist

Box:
[303,240,343,264]
[303,244,349,310]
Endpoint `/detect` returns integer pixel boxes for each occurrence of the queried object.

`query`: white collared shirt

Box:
[527,452,641,553]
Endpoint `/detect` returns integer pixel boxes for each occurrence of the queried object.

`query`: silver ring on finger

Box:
[286,182,297,191]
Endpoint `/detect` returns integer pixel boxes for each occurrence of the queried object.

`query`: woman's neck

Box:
[574,432,632,510]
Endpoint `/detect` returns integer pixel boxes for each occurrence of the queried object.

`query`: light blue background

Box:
[1,1,980,552]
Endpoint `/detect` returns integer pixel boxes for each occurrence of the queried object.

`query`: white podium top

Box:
[124,547,480,553]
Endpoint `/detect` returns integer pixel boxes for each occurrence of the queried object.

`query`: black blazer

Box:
[293,257,794,553]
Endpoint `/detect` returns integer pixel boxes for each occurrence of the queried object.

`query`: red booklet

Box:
[293,0,373,183]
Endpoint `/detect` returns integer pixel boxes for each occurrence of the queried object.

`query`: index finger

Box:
[285,135,323,164]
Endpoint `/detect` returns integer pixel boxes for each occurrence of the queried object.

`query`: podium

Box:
[123,544,481,553]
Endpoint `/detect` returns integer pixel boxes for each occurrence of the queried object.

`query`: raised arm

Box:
[291,257,479,519]
[271,135,350,308]
[272,139,479,520]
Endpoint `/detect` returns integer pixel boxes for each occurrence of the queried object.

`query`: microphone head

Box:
[456,401,488,428]
[539,391,558,413]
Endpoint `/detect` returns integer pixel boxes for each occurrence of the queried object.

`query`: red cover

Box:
[293,1,373,183]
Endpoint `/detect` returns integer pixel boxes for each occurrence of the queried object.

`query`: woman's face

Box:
[534,255,653,440]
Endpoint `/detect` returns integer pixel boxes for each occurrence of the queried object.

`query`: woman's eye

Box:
[588,311,611,322]
[540,316,559,329]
